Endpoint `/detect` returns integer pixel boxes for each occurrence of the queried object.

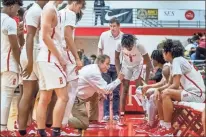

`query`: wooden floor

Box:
[7,97,149,136]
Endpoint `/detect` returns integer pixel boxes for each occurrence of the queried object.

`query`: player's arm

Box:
[115,51,121,74]
[115,42,122,74]
[17,21,25,47]
[138,44,153,84]
[143,53,152,84]
[23,25,37,77]
[8,19,21,66]
[97,34,103,55]
[41,8,65,65]
[64,25,82,66]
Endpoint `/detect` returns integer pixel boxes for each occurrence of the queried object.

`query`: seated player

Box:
[115,34,152,125]
[136,49,170,132]
[67,55,124,130]
[153,39,206,136]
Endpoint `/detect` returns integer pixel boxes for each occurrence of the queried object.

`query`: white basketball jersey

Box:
[37,2,63,64]
[23,3,42,49]
[59,8,76,64]
[1,13,19,73]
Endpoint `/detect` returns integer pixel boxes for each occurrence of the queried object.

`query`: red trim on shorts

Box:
[48,28,56,62]
[183,74,203,97]
[54,63,67,80]
[67,51,74,64]
[7,48,12,71]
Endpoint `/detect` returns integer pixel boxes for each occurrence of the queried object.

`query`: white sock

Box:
[164,122,171,129]
[160,120,164,127]
[148,95,157,126]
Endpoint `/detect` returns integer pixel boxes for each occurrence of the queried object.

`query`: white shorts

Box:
[20,48,40,81]
[1,71,19,90]
[66,63,78,82]
[121,64,143,80]
[37,62,67,91]
[181,90,205,103]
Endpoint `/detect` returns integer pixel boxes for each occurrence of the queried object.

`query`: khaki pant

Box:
[68,92,99,130]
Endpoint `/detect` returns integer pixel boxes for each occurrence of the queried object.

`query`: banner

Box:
[158,9,201,21]
[102,9,133,23]
[137,9,158,20]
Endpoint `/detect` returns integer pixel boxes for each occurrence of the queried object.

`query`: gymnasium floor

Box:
[8,104,148,136]
[83,115,148,136]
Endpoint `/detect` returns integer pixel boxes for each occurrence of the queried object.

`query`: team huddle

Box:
[1,0,205,137]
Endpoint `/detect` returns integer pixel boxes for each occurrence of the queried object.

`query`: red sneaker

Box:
[0,130,10,136]
[45,128,51,136]
[61,127,81,136]
[0,130,20,137]
[151,127,174,136]
[147,124,162,134]
[133,120,148,128]
[27,126,37,136]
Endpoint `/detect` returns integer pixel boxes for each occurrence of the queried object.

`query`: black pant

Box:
[94,12,103,25]
[195,47,206,60]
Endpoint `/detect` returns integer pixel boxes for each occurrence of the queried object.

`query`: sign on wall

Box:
[136,9,158,20]
[158,9,202,21]
[102,9,133,23]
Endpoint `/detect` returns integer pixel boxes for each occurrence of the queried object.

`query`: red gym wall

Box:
[75,27,205,112]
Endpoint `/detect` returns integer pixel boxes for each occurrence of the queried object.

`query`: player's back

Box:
[23,3,42,49]
[1,13,19,73]
[37,2,63,64]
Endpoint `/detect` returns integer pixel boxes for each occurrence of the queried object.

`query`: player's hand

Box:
[99,93,106,101]
[154,89,161,101]
[59,57,67,71]
[75,58,83,74]
[17,22,24,36]
[142,85,150,95]
[22,63,33,79]
[117,72,124,81]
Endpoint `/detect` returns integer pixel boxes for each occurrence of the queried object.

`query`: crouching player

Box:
[115,34,152,125]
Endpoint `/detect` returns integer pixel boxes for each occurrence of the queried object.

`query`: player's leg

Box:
[147,94,157,127]
[1,72,18,131]
[46,92,57,128]
[51,86,68,136]
[36,90,53,136]
[102,71,112,121]
[111,66,120,121]
[18,80,38,133]
[155,89,164,127]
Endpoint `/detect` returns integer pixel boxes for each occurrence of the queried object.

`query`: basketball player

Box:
[17,1,48,136]
[153,39,205,136]
[136,50,170,133]
[59,0,85,127]
[115,34,152,125]
[1,0,23,136]
[36,1,68,136]
[67,55,124,130]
